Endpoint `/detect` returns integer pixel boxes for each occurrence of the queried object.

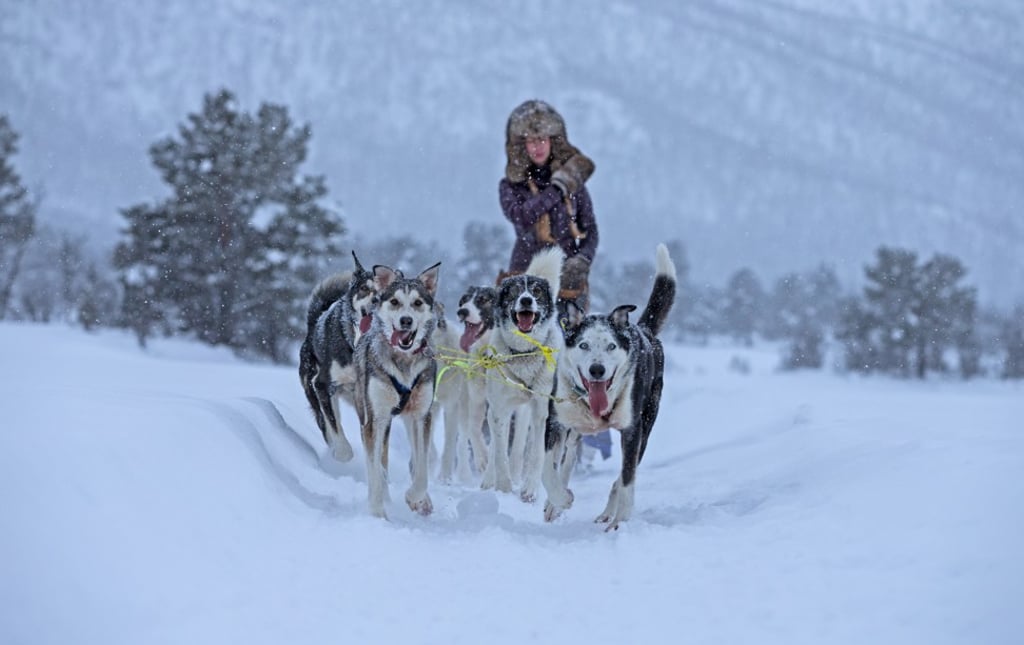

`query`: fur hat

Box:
[505,100,594,186]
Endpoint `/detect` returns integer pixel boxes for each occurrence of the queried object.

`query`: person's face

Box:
[525,136,551,166]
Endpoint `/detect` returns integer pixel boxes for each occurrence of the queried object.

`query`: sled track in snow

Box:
[189,396,362,517]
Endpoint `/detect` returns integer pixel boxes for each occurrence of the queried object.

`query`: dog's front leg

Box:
[404,412,433,516]
[542,416,574,522]
[519,398,548,503]
[361,413,390,519]
[439,397,461,484]
[327,390,354,463]
[482,405,513,492]
[596,428,640,531]
[464,387,489,476]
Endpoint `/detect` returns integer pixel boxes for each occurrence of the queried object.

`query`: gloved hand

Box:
[551,153,595,196]
[561,255,591,292]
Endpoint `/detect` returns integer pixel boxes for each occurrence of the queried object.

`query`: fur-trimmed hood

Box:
[504,100,595,186]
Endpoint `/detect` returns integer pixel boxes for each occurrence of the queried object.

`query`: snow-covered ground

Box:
[2,322,1021,644]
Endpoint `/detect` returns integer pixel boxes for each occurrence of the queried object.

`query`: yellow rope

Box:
[433,332,562,402]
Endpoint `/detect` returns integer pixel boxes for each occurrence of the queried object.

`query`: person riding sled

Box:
[497,99,611,461]
[498,99,599,327]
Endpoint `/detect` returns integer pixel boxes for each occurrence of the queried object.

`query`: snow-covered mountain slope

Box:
[2,322,1021,643]
[2,0,1023,303]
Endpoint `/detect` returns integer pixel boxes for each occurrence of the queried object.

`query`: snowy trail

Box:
[2,324,1023,644]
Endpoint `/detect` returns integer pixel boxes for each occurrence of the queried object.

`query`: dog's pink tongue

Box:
[360,315,372,334]
[586,380,609,417]
[391,329,413,347]
[516,312,534,333]
[460,322,482,352]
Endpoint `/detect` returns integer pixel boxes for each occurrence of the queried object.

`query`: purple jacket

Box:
[498,175,599,273]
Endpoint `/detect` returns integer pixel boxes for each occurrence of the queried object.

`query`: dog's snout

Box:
[457,307,469,319]
[400,315,413,329]
[518,295,533,309]
[589,363,606,380]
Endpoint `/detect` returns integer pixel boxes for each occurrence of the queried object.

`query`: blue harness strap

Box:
[389,371,424,416]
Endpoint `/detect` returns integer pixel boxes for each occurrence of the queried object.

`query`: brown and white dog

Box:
[353,261,441,518]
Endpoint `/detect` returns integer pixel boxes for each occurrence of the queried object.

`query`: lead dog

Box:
[482,248,563,502]
[542,244,677,530]
[353,261,441,518]
[299,252,376,461]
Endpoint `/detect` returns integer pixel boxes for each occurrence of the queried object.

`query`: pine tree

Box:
[0,115,37,320]
[915,254,976,378]
[863,247,919,375]
[1002,306,1024,380]
[113,89,345,362]
[455,221,510,288]
[837,246,978,378]
[722,267,764,345]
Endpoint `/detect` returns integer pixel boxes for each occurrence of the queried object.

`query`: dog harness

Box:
[388,371,425,416]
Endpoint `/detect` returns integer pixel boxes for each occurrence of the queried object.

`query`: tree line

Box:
[1,92,1022,378]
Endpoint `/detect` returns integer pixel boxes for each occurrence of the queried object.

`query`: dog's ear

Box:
[609,305,637,328]
[373,265,399,291]
[562,299,587,331]
[351,250,366,275]
[417,262,441,297]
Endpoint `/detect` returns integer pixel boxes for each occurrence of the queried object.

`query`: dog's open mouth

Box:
[460,321,484,352]
[359,312,372,335]
[514,310,538,333]
[579,369,613,418]
[390,328,417,351]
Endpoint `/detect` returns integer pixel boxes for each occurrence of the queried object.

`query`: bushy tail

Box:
[306,272,352,337]
[638,244,677,337]
[523,247,564,300]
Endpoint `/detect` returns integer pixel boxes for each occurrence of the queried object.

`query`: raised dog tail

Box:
[523,247,564,299]
[306,271,352,336]
[638,244,677,337]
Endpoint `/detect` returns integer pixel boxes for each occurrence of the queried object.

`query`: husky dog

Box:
[299,252,377,461]
[542,244,677,530]
[434,286,497,483]
[353,261,441,518]
[482,248,563,502]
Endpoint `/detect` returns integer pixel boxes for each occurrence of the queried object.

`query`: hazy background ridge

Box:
[2,0,1022,304]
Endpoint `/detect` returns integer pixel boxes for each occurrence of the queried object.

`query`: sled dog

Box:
[542,243,677,530]
[434,285,497,482]
[353,261,441,518]
[482,248,563,502]
[299,252,377,461]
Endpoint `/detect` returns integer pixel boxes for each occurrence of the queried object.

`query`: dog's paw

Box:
[495,476,513,493]
[406,492,433,516]
[332,442,354,463]
[473,453,488,474]
[480,471,495,490]
[603,518,625,532]
[519,489,537,504]
[543,501,563,522]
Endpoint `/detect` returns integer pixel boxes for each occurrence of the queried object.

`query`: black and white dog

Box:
[353,261,441,518]
[542,244,677,530]
[299,252,376,462]
[482,248,563,502]
[434,285,497,483]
